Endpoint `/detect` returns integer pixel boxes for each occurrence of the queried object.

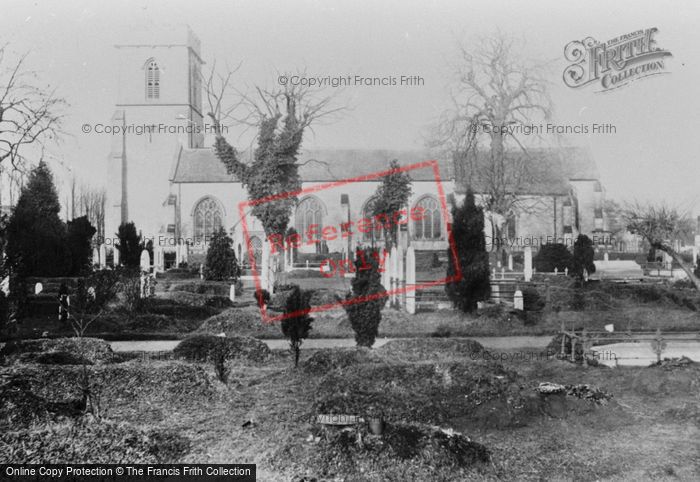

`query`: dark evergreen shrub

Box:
[573,234,596,281]
[281,284,314,367]
[203,227,241,281]
[6,161,72,278]
[445,190,490,312]
[522,287,545,312]
[116,222,142,268]
[344,247,386,348]
[66,216,96,275]
[533,243,573,273]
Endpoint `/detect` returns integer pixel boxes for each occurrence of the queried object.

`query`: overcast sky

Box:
[2,0,699,213]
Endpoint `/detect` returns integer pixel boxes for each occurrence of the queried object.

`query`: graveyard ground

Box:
[2,338,699,480]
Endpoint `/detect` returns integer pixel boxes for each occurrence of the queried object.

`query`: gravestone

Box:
[524,247,533,282]
[92,247,99,266]
[34,282,43,295]
[382,253,391,308]
[229,284,236,302]
[514,290,524,310]
[405,246,416,314]
[492,283,500,304]
[397,245,405,308]
[140,250,150,272]
[390,246,398,306]
[99,244,106,269]
[113,248,120,267]
[603,252,609,262]
[508,254,513,271]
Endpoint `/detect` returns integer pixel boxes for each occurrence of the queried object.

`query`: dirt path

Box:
[110,336,553,352]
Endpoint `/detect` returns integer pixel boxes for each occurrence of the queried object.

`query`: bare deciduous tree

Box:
[433,33,553,257]
[0,45,64,170]
[77,184,106,241]
[624,203,700,289]
[205,64,344,237]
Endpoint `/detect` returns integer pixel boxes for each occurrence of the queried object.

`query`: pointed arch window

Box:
[362,196,386,242]
[146,60,160,99]
[412,195,442,240]
[295,196,325,241]
[193,197,223,243]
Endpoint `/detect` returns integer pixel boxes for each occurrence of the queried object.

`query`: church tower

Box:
[106,25,204,244]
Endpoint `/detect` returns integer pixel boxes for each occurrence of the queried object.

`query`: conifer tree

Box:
[203,227,241,281]
[445,189,491,312]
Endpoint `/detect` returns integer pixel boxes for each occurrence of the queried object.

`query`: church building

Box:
[105,26,608,271]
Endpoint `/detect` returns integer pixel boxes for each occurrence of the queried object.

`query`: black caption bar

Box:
[0,465,256,482]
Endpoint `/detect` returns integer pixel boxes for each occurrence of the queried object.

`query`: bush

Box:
[344,248,386,347]
[255,289,270,308]
[522,287,545,312]
[116,222,142,268]
[281,285,313,367]
[573,234,596,281]
[534,243,573,273]
[431,325,452,338]
[203,228,241,281]
[66,216,97,275]
[445,190,490,312]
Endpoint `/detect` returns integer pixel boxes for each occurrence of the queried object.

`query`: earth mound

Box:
[197,306,279,338]
[313,361,541,429]
[377,338,485,361]
[1,337,114,365]
[174,334,272,363]
[303,347,389,375]
[284,422,491,479]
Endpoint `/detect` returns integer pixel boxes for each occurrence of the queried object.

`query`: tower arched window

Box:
[146,59,160,99]
[295,196,325,241]
[193,197,223,243]
[412,195,442,240]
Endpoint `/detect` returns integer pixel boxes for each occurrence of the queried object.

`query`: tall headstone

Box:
[154,245,164,272]
[524,246,533,282]
[603,252,609,262]
[397,245,405,308]
[140,249,150,272]
[508,253,513,271]
[92,247,99,267]
[382,251,391,308]
[229,284,236,302]
[390,246,398,305]
[113,247,120,267]
[261,240,270,293]
[405,246,416,314]
[99,244,107,269]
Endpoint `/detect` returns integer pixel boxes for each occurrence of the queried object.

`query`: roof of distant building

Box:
[169,145,599,195]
